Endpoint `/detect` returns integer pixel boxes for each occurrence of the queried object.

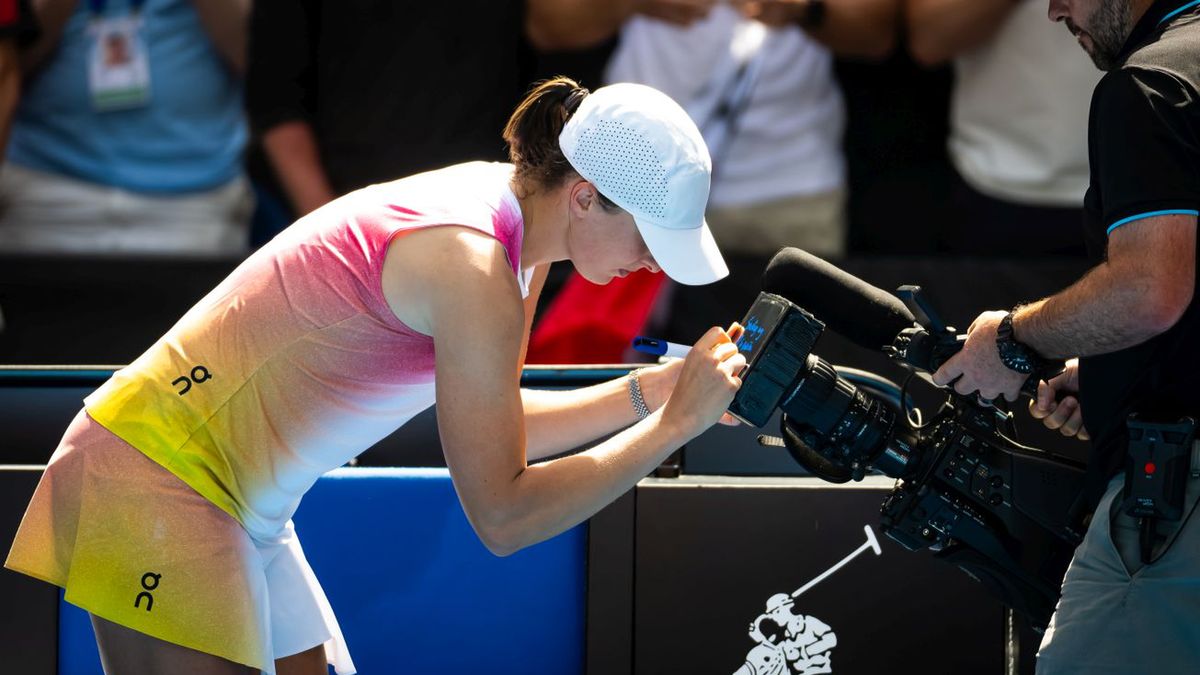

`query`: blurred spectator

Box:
[246,0,618,223]
[0,0,38,154]
[0,0,252,257]
[607,0,898,261]
[907,0,1100,256]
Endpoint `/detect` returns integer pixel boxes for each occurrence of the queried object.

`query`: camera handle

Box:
[896,285,952,336]
[892,285,1064,405]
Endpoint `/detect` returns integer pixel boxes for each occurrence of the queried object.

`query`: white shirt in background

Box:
[605,4,845,209]
[950,0,1102,207]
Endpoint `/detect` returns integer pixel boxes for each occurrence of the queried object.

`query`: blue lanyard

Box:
[86,0,147,15]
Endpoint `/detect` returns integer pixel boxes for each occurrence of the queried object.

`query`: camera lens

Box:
[780,355,915,480]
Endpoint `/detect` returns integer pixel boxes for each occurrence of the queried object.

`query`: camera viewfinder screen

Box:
[736,294,790,368]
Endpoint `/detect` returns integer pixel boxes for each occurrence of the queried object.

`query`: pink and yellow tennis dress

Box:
[5,162,533,673]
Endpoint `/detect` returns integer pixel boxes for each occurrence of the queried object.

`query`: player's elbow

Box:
[476,522,523,558]
[467,502,531,558]
[456,465,551,557]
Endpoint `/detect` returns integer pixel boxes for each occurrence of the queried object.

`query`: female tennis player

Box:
[5,77,745,674]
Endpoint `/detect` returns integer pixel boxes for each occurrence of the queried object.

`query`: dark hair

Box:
[503,78,588,184]
[504,77,621,212]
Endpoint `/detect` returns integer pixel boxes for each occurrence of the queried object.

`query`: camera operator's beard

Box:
[1068,0,1133,71]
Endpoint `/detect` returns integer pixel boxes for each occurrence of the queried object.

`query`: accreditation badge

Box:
[87,14,152,111]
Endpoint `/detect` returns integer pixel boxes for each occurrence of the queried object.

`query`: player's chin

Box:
[573,265,605,285]
[589,270,621,285]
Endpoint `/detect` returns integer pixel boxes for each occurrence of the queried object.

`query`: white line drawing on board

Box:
[733,525,883,675]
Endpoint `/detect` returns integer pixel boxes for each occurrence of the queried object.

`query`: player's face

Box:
[1048,0,1134,70]
[565,181,660,285]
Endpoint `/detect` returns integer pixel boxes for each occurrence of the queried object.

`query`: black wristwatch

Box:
[995,311,1046,375]
[798,0,827,30]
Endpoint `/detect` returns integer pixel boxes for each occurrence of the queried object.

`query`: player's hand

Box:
[634,0,718,26]
[1028,358,1089,441]
[662,323,746,434]
[931,310,1028,402]
[642,337,744,426]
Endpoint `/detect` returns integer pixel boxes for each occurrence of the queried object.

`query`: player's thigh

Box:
[91,614,255,675]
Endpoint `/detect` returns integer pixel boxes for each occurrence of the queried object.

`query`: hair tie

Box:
[563,88,587,117]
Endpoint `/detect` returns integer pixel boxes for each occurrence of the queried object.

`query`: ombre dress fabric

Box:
[5,161,532,673]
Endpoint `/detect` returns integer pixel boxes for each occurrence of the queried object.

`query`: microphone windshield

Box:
[761,248,916,351]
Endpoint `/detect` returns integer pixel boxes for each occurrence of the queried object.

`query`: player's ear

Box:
[571,180,595,211]
[567,180,596,225]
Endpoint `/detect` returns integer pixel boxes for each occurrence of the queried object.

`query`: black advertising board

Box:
[589,476,1009,674]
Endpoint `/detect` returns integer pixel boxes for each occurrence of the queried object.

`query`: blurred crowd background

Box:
[0,0,1100,367]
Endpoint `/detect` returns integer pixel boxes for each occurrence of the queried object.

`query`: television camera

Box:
[728,248,1087,629]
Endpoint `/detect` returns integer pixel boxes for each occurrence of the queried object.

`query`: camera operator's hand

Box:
[1028,358,1090,441]
[661,324,747,433]
[932,310,1028,402]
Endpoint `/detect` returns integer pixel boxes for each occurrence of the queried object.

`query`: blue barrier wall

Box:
[59,468,588,674]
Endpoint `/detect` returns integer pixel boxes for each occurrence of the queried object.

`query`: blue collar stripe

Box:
[1107,209,1200,235]
[1161,0,1200,25]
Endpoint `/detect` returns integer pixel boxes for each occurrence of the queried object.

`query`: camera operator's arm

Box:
[932,213,1195,401]
[1012,214,1195,358]
[934,67,1197,404]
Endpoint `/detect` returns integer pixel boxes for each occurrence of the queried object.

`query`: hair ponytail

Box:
[504,77,589,190]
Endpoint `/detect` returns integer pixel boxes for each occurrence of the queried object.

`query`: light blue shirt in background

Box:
[7,0,246,194]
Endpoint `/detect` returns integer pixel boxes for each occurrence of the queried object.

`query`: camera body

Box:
[729,292,1086,629]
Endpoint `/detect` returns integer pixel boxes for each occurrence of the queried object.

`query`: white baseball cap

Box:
[559,83,728,286]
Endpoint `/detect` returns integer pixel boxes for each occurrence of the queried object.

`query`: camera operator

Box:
[931,1,1199,672]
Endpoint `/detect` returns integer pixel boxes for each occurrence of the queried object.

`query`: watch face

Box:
[998,342,1034,374]
[1008,357,1034,374]
[994,312,1032,373]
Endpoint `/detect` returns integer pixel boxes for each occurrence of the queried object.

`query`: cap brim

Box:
[634,217,728,286]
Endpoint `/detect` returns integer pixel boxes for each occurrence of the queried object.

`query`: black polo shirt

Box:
[1078,0,1200,508]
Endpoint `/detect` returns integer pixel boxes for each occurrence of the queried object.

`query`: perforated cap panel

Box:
[569,119,669,221]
